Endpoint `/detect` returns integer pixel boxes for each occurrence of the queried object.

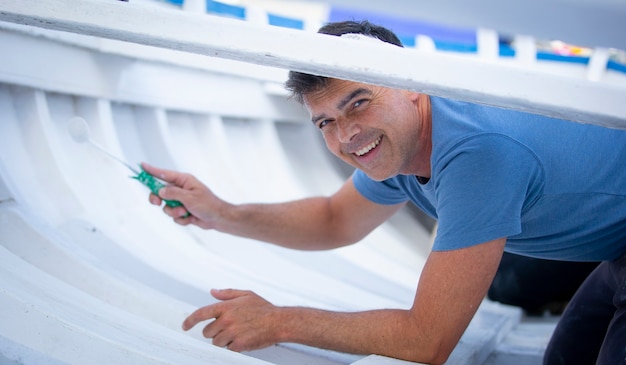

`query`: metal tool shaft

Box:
[87,139,139,175]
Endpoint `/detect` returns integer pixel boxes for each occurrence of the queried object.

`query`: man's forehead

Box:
[305,79,372,105]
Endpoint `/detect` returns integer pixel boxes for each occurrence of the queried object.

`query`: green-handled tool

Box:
[67,117,188,214]
[131,166,184,209]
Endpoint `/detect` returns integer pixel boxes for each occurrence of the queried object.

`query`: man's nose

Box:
[337,118,360,143]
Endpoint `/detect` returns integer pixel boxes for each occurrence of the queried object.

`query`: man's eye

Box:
[353,99,368,109]
[318,119,332,129]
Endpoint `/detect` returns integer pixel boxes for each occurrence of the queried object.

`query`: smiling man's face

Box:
[304,79,431,181]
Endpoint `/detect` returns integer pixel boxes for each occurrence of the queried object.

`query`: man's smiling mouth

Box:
[354,136,382,156]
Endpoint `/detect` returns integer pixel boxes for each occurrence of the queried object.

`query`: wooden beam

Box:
[1,0,624,129]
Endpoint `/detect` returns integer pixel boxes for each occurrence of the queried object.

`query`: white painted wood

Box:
[0,82,415,364]
[0,86,82,223]
[0,27,303,122]
[513,36,537,66]
[351,355,425,365]
[3,1,605,363]
[0,174,11,203]
[0,204,194,330]
[476,28,499,60]
[0,202,361,365]
[183,0,206,14]
[0,244,272,365]
[1,0,624,129]
[414,35,436,52]
[0,76,522,365]
[586,47,611,82]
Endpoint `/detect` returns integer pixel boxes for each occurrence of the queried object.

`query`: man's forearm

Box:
[215,197,354,250]
[275,306,448,364]
[151,170,402,251]
[183,242,504,363]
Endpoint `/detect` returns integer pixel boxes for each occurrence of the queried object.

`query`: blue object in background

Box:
[206,0,245,19]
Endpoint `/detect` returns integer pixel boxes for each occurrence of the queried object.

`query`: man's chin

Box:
[361,169,394,182]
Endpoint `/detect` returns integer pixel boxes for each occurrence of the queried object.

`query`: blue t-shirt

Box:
[353,96,626,261]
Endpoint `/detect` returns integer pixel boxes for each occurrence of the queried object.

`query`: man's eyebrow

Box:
[311,113,327,124]
[311,87,372,124]
[337,88,371,110]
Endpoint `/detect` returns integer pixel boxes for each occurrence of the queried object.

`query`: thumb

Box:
[141,162,180,185]
[211,288,249,301]
[157,184,186,202]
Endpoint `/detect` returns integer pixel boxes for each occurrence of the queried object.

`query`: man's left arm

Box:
[183,238,506,365]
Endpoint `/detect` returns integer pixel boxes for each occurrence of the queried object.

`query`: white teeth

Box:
[355,137,381,156]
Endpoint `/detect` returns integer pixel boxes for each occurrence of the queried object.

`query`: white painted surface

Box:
[2,0,618,363]
[0,0,625,129]
[0,28,431,364]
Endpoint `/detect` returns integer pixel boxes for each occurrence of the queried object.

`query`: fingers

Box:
[149,191,191,221]
[210,288,250,301]
[165,205,191,220]
[182,303,220,331]
[142,162,196,192]
[182,303,237,350]
[148,192,162,206]
[140,162,176,184]
[157,186,188,207]
[142,162,183,205]
[203,319,235,348]
[182,289,277,353]
[205,325,241,351]
[181,305,235,349]
[181,289,247,331]
[142,162,223,231]
[173,213,193,225]
[142,162,191,207]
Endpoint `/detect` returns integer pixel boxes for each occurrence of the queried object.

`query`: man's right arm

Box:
[142,163,404,251]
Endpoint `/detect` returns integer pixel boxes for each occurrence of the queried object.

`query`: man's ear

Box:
[407,91,421,103]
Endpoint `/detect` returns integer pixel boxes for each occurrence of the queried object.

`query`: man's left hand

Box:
[182,288,282,352]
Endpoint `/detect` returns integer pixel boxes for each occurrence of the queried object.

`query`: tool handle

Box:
[132,169,189,216]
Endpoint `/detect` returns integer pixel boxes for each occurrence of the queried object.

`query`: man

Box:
[144,21,626,365]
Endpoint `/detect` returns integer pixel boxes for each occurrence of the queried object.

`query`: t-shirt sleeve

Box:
[352,170,410,205]
[432,135,544,251]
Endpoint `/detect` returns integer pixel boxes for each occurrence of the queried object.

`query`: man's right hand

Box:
[141,162,229,230]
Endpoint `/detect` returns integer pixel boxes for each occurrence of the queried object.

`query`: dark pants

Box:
[544,253,626,364]
[489,252,599,314]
